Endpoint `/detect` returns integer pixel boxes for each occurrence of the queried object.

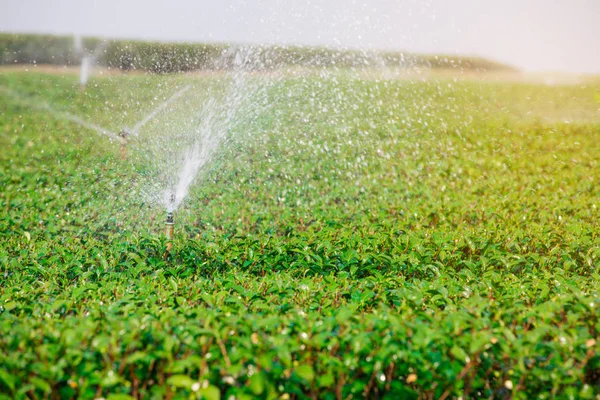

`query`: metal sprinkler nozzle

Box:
[165,211,174,252]
[118,129,130,160]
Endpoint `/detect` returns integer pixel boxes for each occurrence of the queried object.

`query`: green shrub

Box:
[0,33,516,73]
[0,70,598,399]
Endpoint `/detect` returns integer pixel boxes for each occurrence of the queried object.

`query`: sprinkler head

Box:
[165,211,175,252]
[118,130,130,160]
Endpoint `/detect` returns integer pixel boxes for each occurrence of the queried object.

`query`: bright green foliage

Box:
[0,71,599,399]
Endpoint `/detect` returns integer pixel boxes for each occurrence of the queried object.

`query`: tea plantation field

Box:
[1,70,599,399]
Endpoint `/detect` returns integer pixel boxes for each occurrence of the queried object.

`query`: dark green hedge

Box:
[0,33,516,73]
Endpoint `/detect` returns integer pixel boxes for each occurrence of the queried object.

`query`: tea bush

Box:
[0,33,515,73]
[0,71,599,399]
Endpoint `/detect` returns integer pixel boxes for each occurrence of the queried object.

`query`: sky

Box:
[1,0,599,73]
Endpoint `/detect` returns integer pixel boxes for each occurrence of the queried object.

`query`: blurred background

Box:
[1,0,599,74]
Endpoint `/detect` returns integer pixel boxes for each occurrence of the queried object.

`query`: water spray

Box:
[1,85,190,161]
[129,85,191,137]
[76,37,107,91]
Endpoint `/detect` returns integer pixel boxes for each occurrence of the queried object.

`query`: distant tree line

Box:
[0,33,516,73]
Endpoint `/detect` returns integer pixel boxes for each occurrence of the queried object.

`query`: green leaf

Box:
[166,374,194,389]
[450,346,469,363]
[30,377,51,394]
[0,369,15,392]
[318,372,334,387]
[107,395,135,400]
[294,364,315,382]
[126,351,149,365]
[198,384,221,400]
[248,373,265,395]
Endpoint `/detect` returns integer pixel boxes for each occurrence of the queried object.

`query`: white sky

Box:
[1,0,599,73]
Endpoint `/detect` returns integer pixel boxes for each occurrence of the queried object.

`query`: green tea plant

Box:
[0,71,599,399]
[0,33,516,73]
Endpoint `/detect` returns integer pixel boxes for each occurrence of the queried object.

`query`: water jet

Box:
[0,84,190,161]
[74,36,106,91]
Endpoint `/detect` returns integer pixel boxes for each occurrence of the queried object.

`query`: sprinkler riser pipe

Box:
[119,130,130,161]
[165,224,174,251]
[165,212,174,252]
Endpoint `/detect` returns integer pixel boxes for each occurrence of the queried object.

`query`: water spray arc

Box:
[128,85,191,137]
[160,47,259,214]
[74,35,107,91]
[0,85,191,161]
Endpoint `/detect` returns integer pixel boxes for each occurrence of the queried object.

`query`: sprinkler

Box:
[165,194,176,252]
[118,130,130,160]
[165,211,174,252]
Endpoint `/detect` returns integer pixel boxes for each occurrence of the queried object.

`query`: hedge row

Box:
[0,33,515,73]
